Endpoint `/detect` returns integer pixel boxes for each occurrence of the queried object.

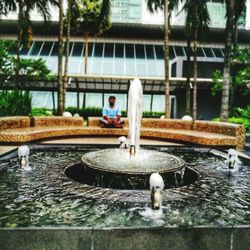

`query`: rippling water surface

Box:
[0,145,249,228]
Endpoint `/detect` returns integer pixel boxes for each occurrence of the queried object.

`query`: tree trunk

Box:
[57,0,64,115]
[17,1,23,61]
[16,0,23,86]
[185,33,191,115]
[220,0,235,122]
[192,28,198,121]
[84,32,89,75]
[230,17,238,116]
[63,0,72,111]
[164,0,170,118]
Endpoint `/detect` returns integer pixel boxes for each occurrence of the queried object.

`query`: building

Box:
[0,0,250,119]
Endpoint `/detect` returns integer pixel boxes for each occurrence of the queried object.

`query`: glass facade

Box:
[30,91,176,116]
[21,40,223,116]
[20,41,224,78]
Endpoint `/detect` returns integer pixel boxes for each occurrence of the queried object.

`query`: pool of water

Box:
[0,145,249,228]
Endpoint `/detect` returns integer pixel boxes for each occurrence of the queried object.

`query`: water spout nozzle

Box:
[20,156,27,169]
[129,145,136,157]
[151,188,162,210]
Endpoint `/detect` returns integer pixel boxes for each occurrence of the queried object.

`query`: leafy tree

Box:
[58,0,64,115]
[63,0,72,111]
[0,0,16,16]
[234,47,250,95]
[212,46,250,111]
[146,0,180,118]
[75,0,111,74]
[0,40,54,116]
[220,0,246,121]
[182,0,210,119]
[0,0,58,57]
[0,39,55,88]
[0,40,14,81]
[0,89,32,116]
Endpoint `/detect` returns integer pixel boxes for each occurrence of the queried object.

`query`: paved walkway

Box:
[0,137,183,156]
[1,136,249,160]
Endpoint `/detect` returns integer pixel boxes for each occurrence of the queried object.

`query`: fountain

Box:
[79,78,187,190]
[127,78,143,157]
[225,148,241,171]
[0,78,249,249]
[17,145,31,171]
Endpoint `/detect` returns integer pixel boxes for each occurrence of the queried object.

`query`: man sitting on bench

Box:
[100,96,124,128]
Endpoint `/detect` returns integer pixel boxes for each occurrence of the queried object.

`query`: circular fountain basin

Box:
[65,148,191,189]
[81,148,186,174]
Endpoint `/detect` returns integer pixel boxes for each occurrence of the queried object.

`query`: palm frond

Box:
[0,0,17,16]
[146,0,164,13]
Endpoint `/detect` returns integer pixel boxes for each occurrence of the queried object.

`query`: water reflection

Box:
[0,146,249,228]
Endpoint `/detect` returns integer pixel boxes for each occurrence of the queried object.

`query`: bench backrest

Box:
[193,121,241,136]
[0,116,30,130]
[31,116,84,127]
[141,118,193,130]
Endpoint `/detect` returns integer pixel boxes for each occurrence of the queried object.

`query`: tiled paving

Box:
[0,137,183,156]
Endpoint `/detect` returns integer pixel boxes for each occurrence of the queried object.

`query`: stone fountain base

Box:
[65,148,199,189]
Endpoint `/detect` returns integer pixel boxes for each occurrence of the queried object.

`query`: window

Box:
[145,45,155,59]
[174,46,185,56]
[115,44,124,58]
[94,43,103,57]
[125,44,134,58]
[72,43,84,57]
[104,43,114,58]
[51,42,60,56]
[135,45,145,59]
[203,47,214,57]
[184,47,194,57]
[169,46,175,59]
[40,42,53,56]
[154,45,164,59]
[197,48,205,57]
[30,42,43,56]
[213,48,224,57]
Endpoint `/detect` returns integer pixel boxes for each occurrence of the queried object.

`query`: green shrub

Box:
[65,107,102,119]
[212,105,250,132]
[30,108,53,116]
[228,117,250,132]
[65,107,164,119]
[122,110,164,118]
[0,90,32,116]
[233,105,250,119]
[143,111,165,118]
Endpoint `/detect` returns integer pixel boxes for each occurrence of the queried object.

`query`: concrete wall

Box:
[0,227,249,250]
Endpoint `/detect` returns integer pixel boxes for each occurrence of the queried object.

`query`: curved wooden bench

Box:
[0,116,85,142]
[0,116,246,150]
[86,117,245,150]
[0,116,30,131]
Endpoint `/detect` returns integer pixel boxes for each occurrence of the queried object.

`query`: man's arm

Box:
[114,106,121,124]
[103,107,113,124]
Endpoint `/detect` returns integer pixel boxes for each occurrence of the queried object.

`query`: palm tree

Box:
[146,0,180,118]
[57,0,111,114]
[0,0,16,16]
[15,0,58,58]
[230,0,246,113]
[182,0,210,120]
[58,0,64,115]
[63,0,72,111]
[75,0,111,75]
[220,0,235,121]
